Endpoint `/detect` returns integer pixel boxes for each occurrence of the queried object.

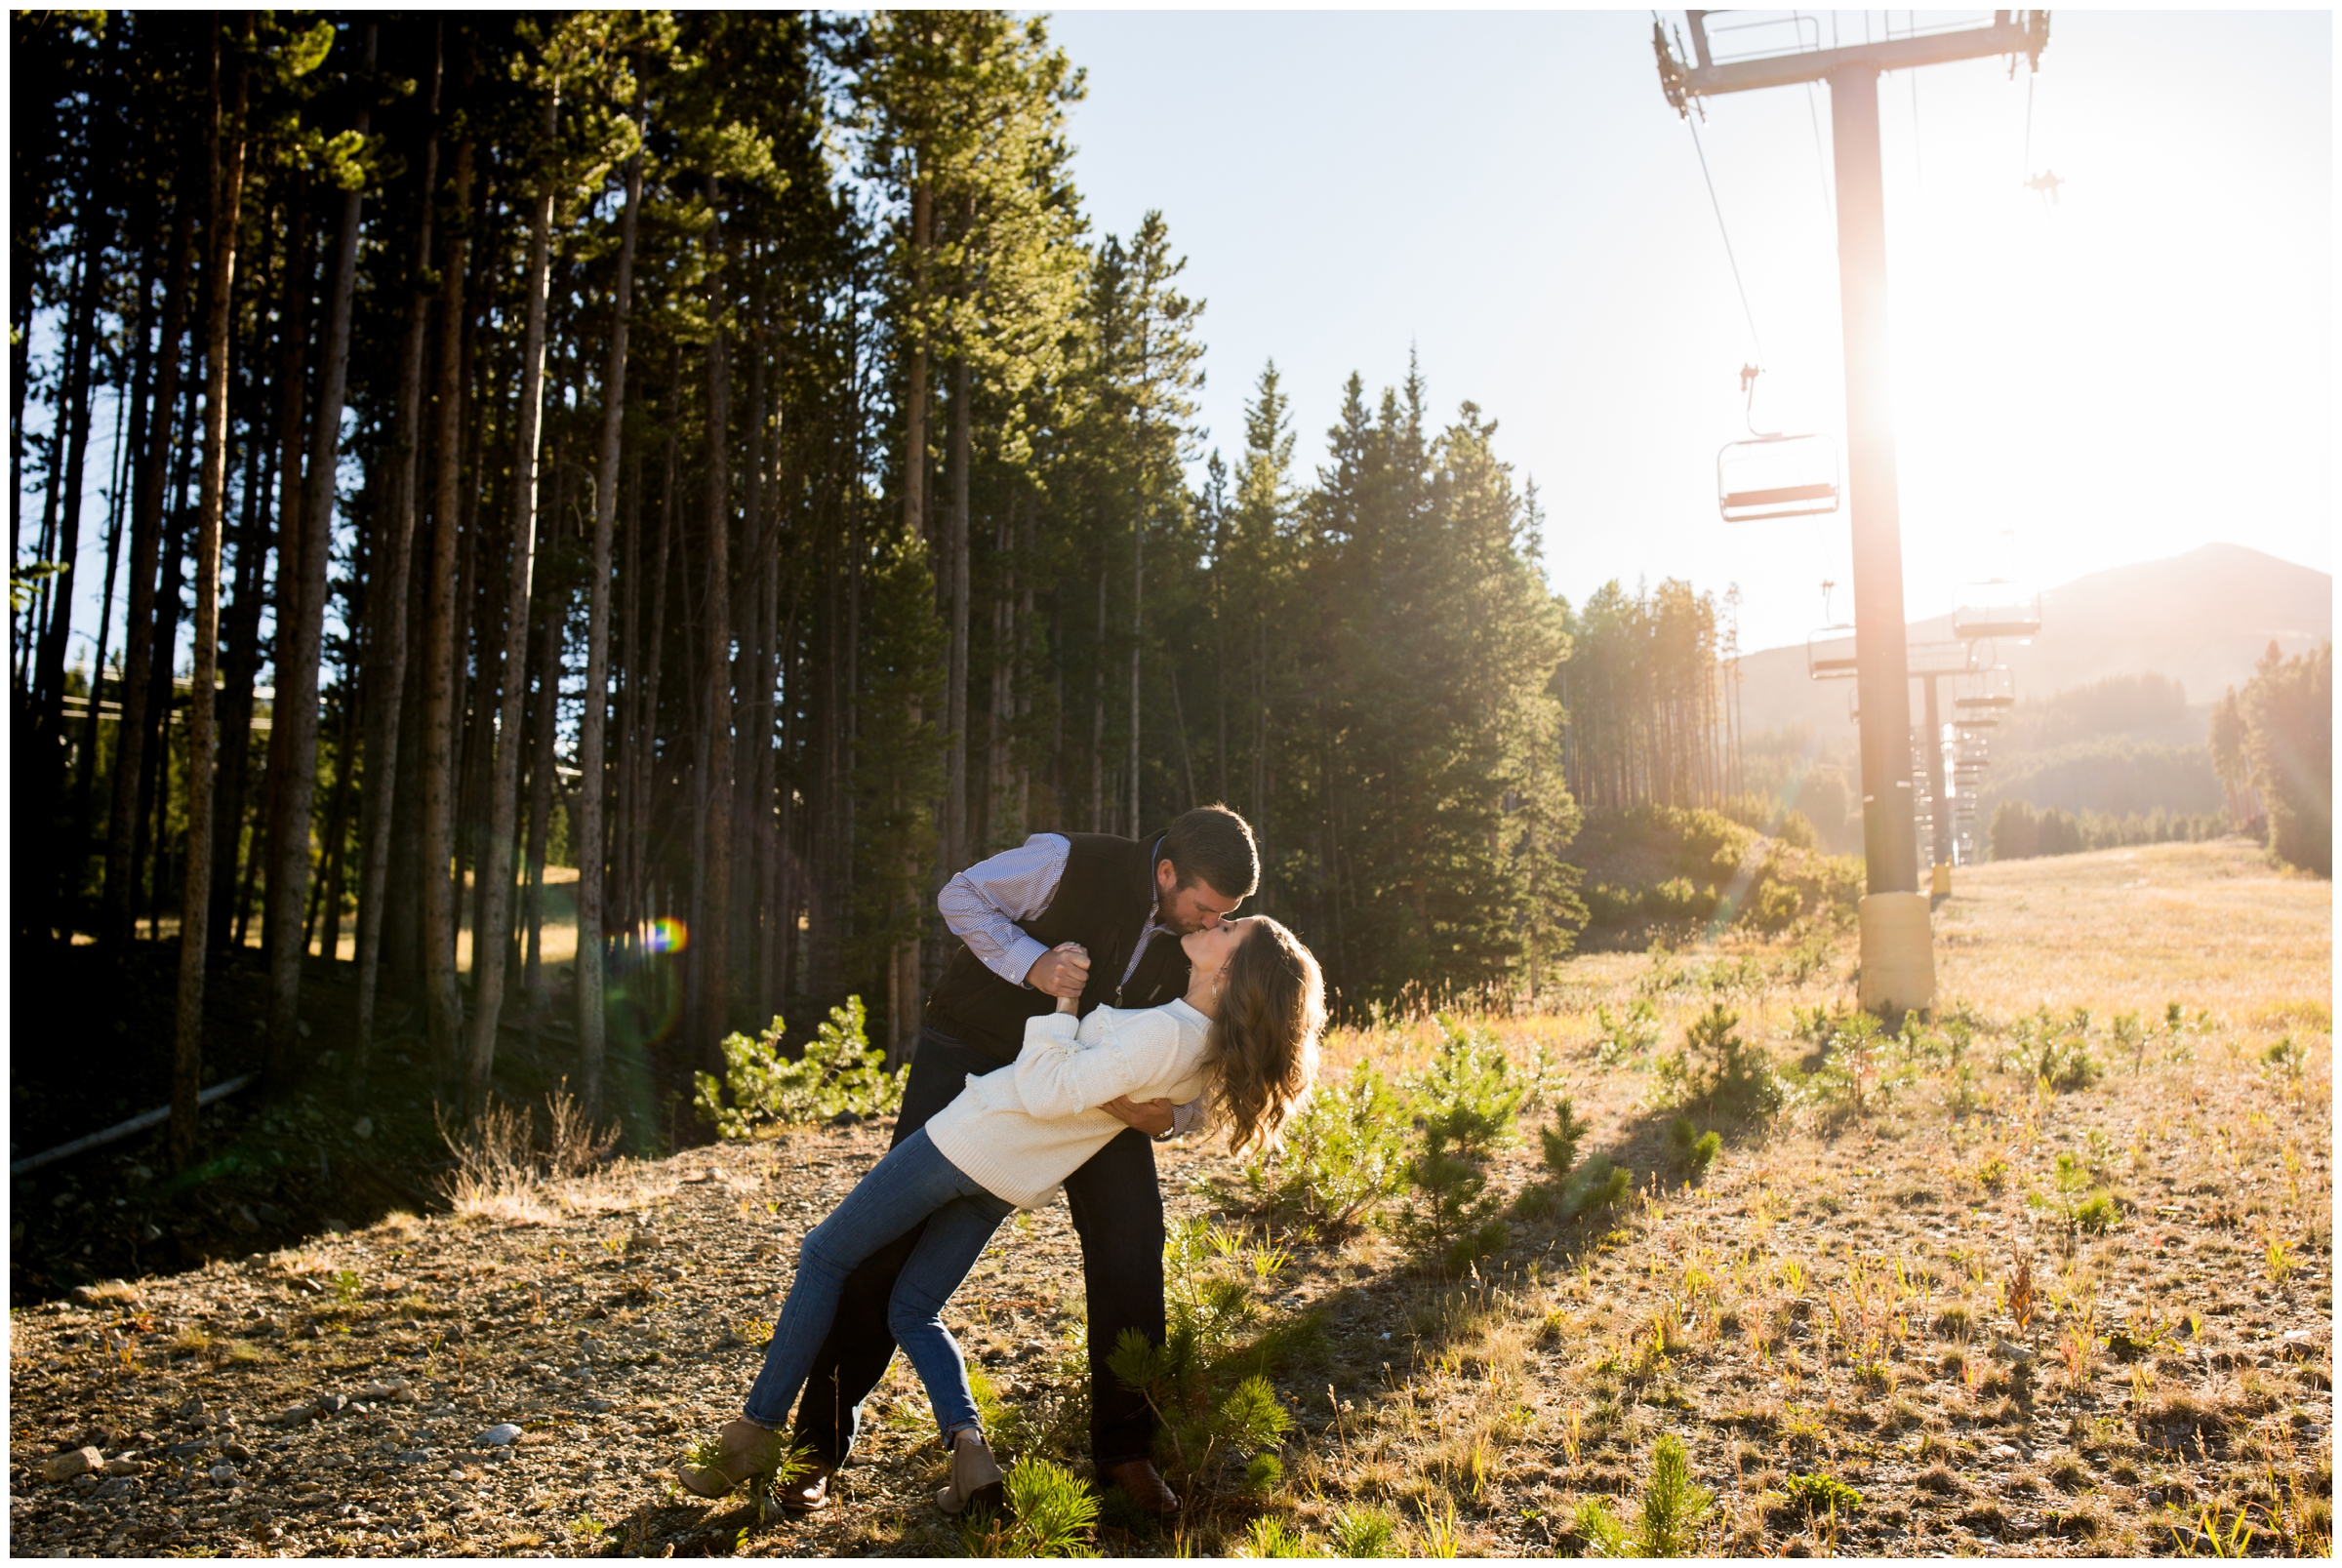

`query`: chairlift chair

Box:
[1955,663,2016,710]
[1953,579,2041,641]
[1807,624,1858,681]
[1717,433,1841,523]
[1716,363,1840,524]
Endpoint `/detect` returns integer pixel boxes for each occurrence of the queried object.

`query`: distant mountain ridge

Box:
[1733,543,2333,738]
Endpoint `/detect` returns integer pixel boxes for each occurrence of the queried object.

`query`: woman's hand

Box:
[1029,942,1089,1009]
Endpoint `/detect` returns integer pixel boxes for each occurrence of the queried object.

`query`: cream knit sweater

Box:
[924,1000,1215,1211]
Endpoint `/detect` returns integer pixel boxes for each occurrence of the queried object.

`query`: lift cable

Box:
[2022,67,2035,184]
[1683,108,1764,371]
[1802,80,1834,224]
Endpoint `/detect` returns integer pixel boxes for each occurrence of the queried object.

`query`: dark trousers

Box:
[787,1025,1167,1468]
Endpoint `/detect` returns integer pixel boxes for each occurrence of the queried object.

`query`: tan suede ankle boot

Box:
[934,1427,1006,1518]
[676,1417,786,1500]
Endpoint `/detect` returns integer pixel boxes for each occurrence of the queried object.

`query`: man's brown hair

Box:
[1160,804,1259,901]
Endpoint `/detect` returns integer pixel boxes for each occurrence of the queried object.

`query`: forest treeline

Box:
[12,11,1639,1164]
[2209,640,2332,876]
[1557,577,1744,813]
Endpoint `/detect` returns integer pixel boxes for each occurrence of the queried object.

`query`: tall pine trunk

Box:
[520,457,567,1024]
[943,350,970,875]
[741,270,776,1026]
[890,170,930,1065]
[1129,504,1143,835]
[26,181,108,936]
[101,198,194,952]
[697,173,736,1072]
[172,14,250,1171]
[464,91,558,1114]
[208,422,269,949]
[138,427,197,942]
[355,33,442,1061]
[258,169,313,976]
[74,198,155,926]
[576,146,636,1113]
[267,28,373,1078]
[420,105,477,1081]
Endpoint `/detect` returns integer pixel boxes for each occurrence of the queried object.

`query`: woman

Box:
[677,914,1324,1517]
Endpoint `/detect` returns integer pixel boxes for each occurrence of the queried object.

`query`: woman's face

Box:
[1181,915,1252,977]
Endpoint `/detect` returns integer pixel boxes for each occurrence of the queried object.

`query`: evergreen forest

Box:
[11,11,1691,1161]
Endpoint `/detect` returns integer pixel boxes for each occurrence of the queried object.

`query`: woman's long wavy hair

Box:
[1207,917,1325,1153]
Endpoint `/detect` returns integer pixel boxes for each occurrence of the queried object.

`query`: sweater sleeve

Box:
[1010,1008,1180,1119]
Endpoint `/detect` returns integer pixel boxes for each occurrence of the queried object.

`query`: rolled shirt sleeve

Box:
[936,833,1072,986]
[1168,1095,1207,1140]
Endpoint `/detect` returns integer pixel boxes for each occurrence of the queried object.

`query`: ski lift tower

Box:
[1655,9,2049,1012]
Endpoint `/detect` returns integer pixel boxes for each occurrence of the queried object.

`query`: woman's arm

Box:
[1010,1008,1184,1121]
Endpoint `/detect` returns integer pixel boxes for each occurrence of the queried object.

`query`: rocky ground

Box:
[8,839,2334,1558]
[8,1125,1359,1558]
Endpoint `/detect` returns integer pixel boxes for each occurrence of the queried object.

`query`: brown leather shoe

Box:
[774,1455,835,1513]
[1100,1459,1180,1516]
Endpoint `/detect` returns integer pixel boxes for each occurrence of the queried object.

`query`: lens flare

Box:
[609,920,689,1049]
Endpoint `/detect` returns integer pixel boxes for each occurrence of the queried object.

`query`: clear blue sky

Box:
[1046,8,2334,653]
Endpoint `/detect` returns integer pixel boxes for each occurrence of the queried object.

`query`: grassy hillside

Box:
[8,839,2327,1557]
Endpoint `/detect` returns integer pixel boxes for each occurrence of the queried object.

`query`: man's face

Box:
[1154,860,1244,936]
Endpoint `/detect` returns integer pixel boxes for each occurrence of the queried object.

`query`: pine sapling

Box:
[1541,1096,1592,1180]
[1666,1116,1720,1180]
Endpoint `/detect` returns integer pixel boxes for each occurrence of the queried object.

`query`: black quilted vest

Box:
[923,830,1191,1065]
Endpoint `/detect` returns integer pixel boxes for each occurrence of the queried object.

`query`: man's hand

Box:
[1027,944,1090,1001]
[1098,1096,1176,1138]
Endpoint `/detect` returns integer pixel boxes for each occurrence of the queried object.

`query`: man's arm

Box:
[1099,1094,1205,1140]
[936,833,1072,987]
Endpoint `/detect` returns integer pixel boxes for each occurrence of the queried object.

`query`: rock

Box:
[394,1450,434,1465]
[828,1110,860,1128]
[268,1403,318,1427]
[101,1458,143,1476]
[474,1424,524,1448]
[172,1396,206,1422]
[207,1462,237,1486]
[314,1392,349,1418]
[222,1442,253,1462]
[163,1440,210,1459]
[37,1449,102,1482]
[355,1378,412,1403]
[141,1224,163,1242]
[352,1117,373,1141]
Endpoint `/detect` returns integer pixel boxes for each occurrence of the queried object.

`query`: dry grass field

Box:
[8,836,2328,1557]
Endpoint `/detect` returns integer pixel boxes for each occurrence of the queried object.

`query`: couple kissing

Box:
[676,805,1325,1521]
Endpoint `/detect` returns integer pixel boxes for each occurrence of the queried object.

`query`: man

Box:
[778,803,1260,1516]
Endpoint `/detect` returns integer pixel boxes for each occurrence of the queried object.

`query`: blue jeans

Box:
[788,1028,1168,1468]
[743,1127,1012,1444]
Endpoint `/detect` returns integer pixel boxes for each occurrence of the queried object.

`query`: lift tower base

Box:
[1858,892,1936,1013]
